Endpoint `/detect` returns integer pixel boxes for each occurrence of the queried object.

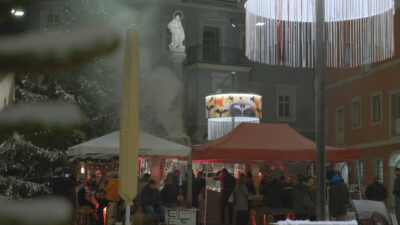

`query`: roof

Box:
[192,123,358,163]
[68,131,190,159]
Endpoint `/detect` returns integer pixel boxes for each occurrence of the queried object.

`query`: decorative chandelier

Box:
[206,93,262,140]
[245,0,395,68]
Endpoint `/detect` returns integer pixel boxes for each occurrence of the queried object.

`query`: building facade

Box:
[326,7,400,209]
[28,0,316,148]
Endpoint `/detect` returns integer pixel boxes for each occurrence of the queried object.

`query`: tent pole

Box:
[357,160,362,200]
[204,161,209,225]
[187,151,193,207]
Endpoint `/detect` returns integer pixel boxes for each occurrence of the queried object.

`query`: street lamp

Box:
[11,9,25,17]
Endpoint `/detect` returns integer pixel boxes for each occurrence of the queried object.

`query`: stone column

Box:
[167,49,189,145]
[169,50,187,78]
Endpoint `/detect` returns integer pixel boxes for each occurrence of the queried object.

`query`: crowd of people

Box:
[215,168,353,225]
[50,165,400,225]
[51,168,120,225]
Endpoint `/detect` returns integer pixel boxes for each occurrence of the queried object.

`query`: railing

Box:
[186,45,251,66]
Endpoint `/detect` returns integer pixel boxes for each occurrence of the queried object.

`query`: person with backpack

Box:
[327,170,349,221]
[214,168,236,225]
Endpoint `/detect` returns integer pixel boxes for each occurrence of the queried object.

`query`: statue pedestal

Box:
[169,49,186,77]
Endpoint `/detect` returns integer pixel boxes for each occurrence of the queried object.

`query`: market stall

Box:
[67,130,190,183]
[192,123,359,225]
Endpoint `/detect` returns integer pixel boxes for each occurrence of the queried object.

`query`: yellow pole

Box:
[119,28,139,215]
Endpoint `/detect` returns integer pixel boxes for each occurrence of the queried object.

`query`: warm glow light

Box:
[11,9,15,14]
[206,93,262,140]
[13,10,24,16]
[205,93,262,119]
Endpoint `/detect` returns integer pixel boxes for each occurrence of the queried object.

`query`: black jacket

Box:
[161,184,179,205]
[140,186,162,208]
[366,181,388,201]
[221,174,236,197]
[328,175,349,217]
[292,182,313,214]
[267,180,283,208]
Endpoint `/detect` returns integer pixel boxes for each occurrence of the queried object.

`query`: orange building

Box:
[325,9,400,209]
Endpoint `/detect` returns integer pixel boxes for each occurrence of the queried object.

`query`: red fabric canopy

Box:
[192,123,358,163]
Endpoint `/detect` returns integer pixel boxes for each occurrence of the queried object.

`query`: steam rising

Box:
[75,0,185,139]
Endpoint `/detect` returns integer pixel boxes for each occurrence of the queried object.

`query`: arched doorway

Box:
[388,151,400,211]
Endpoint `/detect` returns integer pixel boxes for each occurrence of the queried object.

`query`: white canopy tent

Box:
[67,131,190,159]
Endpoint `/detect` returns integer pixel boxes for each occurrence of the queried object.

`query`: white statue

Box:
[168,11,185,52]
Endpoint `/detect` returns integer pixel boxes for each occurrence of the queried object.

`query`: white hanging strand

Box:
[245,0,395,68]
[207,117,259,141]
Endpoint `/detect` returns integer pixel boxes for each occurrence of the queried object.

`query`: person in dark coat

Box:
[307,177,317,221]
[246,171,256,195]
[182,173,200,208]
[392,167,400,225]
[366,177,388,202]
[327,170,349,221]
[161,177,179,207]
[51,167,75,199]
[140,179,165,224]
[259,175,271,197]
[234,174,249,225]
[280,178,293,209]
[214,168,236,225]
[292,175,314,220]
[267,178,282,208]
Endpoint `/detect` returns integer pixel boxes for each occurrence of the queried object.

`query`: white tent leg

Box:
[125,204,130,225]
[357,160,362,199]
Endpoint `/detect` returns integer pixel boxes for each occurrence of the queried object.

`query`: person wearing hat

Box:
[140,179,165,224]
[393,167,400,225]
[326,170,349,221]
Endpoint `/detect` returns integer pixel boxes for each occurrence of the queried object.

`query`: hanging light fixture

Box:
[206,93,262,140]
[245,0,395,68]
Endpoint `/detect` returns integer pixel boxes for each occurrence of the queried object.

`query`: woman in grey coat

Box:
[234,174,249,225]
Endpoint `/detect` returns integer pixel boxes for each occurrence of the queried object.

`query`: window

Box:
[371,91,382,125]
[335,106,344,145]
[374,158,383,183]
[359,160,364,185]
[351,97,362,129]
[202,26,220,62]
[391,91,400,136]
[278,96,290,117]
[275,85,296,122]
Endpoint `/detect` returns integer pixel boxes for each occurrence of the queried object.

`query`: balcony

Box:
[186,45,251,67]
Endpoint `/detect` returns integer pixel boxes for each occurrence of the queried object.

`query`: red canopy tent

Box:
[192,123,358,163]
